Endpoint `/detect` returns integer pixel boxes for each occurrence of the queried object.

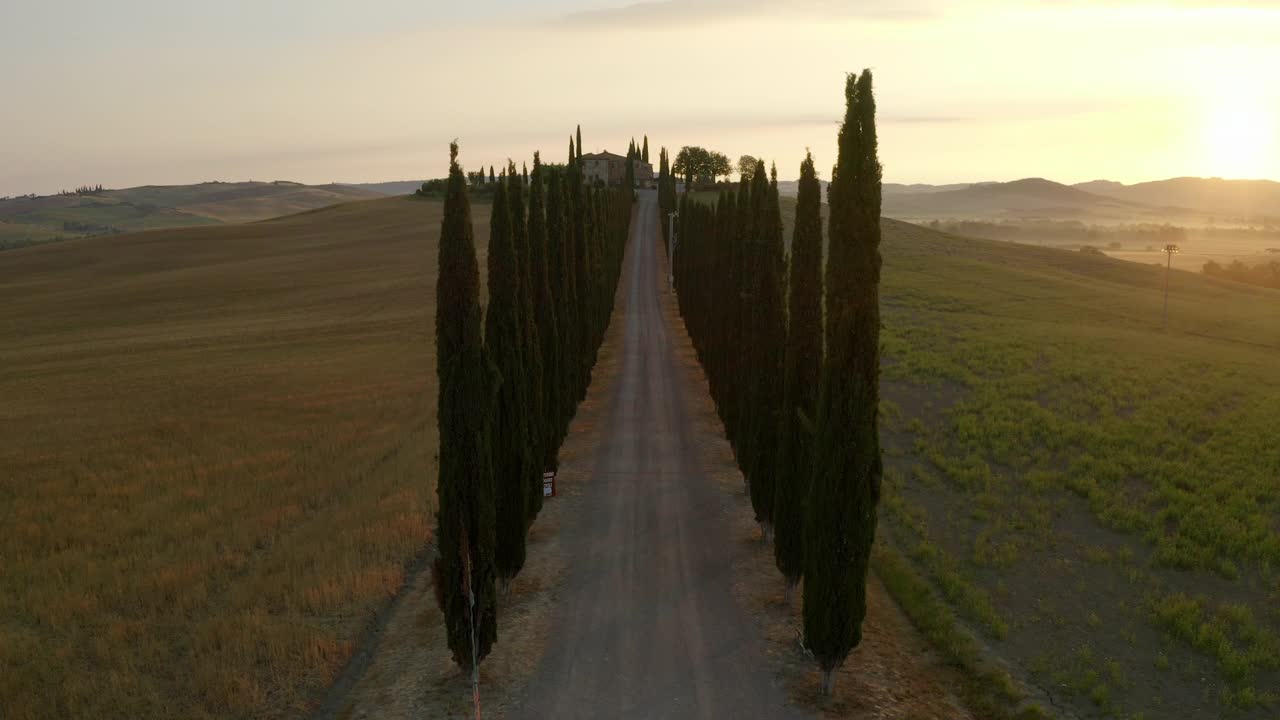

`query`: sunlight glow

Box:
[1201,77,1274,179]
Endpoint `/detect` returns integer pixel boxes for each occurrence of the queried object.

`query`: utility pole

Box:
[667,210,678,290]
[1162,243,1179,329]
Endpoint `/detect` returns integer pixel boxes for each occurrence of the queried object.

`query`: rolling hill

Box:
[1073,177,1280,219]
[882,177,1153,221]
[732,177,1280,227]
[884,182,982,195]
[339,180,428,196]
[0,181,380,250]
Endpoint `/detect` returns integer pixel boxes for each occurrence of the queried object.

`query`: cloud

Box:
[554,0,943,28]
[554,0,1280,28]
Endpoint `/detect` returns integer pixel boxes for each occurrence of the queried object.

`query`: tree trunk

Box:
[759,521,773,545]
[820,668,834,696]
[784,578,796,604]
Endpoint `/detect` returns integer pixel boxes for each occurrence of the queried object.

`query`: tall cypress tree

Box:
[625,142,636,193]
[745,161,786,541]
[726,173,754,456]
[509,162,545,522]
[573,183,595,397]
[576,125,583,161]
[547,167,579,438]
[591,186,608,337]
[486,173,531,585]
[528,153,562,503]
[569,136,576,166]
[642,135,650,164]
[803,70,884,697]
[713,188,738,426]
[774,151,823,597]
[434,142,497,670]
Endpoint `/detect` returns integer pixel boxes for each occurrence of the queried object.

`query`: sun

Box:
[1202,93,1273,179]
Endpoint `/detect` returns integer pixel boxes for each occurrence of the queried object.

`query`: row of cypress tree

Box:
[665,70,884,696]
[434,127,635,674]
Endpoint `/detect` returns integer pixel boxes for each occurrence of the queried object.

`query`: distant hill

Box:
[0,181,379,249]
[775,179,829,199]
[884,182,982,195]
[883,177,1150,220]
[1072,177,1280,219]
[340,180,427,196]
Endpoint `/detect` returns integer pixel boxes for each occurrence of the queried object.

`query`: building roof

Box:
[579,151,628,161]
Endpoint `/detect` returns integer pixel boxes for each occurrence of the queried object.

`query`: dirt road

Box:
[318,190,974,720]
[511,191,808,719]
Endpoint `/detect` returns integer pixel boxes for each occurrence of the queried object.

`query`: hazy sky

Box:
[2,0,1278,195]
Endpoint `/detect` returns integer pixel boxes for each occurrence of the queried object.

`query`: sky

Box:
[2,0,1278,196]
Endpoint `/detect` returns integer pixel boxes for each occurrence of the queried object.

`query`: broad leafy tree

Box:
[672,146,732,187]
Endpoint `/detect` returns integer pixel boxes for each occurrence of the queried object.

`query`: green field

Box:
[873,218,1280,718]
[0,220,68,250]
[0,196,489,720]
[706,190,1280,717]
[779,197,1279,718]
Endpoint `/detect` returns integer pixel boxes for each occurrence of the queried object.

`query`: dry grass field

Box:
[0,196,488,719]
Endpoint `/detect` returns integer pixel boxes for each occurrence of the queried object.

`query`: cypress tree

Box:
[745,161,785,541]
[597,189,612,321]
[547,167,579,438]
[591,187,609,336]
[642,135,650,164]
[712,188,737,421]
[509,163,545,521]
[583,186,600,343]
[625,143,636,193]
[725,174,753,456]
[774,151,823,597]
[489,166,495,185]
[569,136,576,166]
[573,183,595,397]
[658,148,671,244]
[485,173,531,586]
[803,70,883,697]
[576,125,583,161]
[528,153,562,498]
[434,142,497,670]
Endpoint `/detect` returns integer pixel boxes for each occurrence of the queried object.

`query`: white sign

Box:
[542,471,556,497]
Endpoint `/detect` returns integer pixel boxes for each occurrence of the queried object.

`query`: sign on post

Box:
[543,470,556,498]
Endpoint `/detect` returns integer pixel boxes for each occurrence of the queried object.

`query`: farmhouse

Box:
[580,151,655,188]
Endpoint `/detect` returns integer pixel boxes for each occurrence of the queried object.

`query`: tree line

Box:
[433,126,635,678]
[663,70,884,696]
[58,184,104,196]
[1203,258,1280,289]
